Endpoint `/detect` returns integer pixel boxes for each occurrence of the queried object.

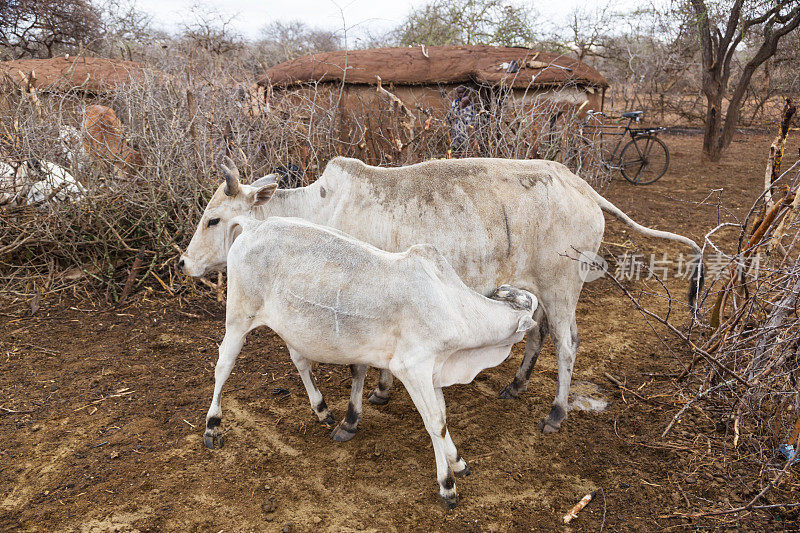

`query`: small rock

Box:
[312,516,322,524]
[109,450,119,459]
[264,484,272,492]
[282,522,292,533]
[685,475,697,484]
[265,517,273,523]
[262,497,277,513]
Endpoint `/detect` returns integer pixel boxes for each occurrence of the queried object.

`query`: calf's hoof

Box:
[319,413,337,428]
[367,390,390,405]
[439,494,459,510]
[204,433,224,449]
[454,464,471,478]
[497,383,522,399]
[331,423,358,442]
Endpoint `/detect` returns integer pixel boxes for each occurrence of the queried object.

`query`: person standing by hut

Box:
[448,85,478,157]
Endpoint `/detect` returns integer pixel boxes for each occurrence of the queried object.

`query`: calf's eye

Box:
[207,217,221,228]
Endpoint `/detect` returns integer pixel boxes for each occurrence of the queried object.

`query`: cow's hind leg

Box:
[368,369,393,405]
[204,324,248,449]
[499,305,548,399]
[332,364,367,442]
[539,313,579,434]
[288,347,336,427]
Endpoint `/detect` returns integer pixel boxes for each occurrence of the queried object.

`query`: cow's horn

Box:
[220,156,240,197]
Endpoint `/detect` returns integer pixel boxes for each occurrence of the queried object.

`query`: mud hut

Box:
[257,45,609,165]
[0,56,146,96]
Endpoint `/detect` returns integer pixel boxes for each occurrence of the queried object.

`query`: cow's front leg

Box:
[288,347,336,427]
[367,368,394,405]
[332,364,367,442]
[205,325,247,449]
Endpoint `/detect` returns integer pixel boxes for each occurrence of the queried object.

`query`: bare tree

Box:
[180,4,243,56]
[689,0,800,161]
[97,0,153,60]
[0,0,103,59]
[395,0,537,47]
[564,5,613,62]
[258,21,340,66]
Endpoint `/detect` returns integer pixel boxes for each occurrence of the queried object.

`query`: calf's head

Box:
[179,157,278,277]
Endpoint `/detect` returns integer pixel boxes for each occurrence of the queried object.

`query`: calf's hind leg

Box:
[391,356,461,509]
[368,369,394,405]
[331,364,367,442]
[435,387,469,477]
[288,347,336,427]
[204,324,248,449]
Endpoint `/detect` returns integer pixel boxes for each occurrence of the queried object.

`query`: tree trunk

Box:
[702,83,726,161]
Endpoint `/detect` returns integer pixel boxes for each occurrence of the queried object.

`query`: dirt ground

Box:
[2,132,799,532]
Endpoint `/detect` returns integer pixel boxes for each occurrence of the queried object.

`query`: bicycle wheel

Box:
[618,135,669,185]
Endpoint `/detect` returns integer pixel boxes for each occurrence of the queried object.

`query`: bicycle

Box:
[581,110,670,185]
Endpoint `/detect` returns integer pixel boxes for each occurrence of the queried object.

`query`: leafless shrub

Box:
[0,58,609,303]
[608,103,800,522]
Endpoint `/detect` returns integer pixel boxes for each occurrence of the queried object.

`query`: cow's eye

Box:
[207,217,221,228]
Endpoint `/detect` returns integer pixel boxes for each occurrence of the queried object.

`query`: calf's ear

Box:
[252,182,278,206]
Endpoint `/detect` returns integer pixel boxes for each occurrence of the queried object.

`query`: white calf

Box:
[203,214,536,507]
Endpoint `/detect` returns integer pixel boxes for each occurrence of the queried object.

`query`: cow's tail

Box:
[586,187,704,308]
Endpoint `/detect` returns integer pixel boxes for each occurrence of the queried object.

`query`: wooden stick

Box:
[118,247,145,304]
[216,271,224,303]
[563,491,595,524]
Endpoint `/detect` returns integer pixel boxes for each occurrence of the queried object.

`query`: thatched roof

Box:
[0,56,146,94]
[259,45,609,90]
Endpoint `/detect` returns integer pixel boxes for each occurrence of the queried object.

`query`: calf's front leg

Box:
[204,324,248,449]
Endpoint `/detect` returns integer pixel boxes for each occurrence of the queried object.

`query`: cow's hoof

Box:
[367,391,390,405]
[320,413,337,428]
[498,383,521,399]
[538,418,561,434]
[204,433,223,449]
[331,423,358,442]
[454,464,471,478]
[439,494,459,510]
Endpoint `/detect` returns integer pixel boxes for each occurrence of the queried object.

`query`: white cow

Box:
[0,161,26,205]
[25,160,86,205]
[0,159,85,206]
[180,156,703,435]
[199,211,537,507]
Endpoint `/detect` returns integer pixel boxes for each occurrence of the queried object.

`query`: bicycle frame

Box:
[581,113,665,170]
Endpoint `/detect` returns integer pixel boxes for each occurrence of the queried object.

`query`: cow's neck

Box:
[255,182,329,225]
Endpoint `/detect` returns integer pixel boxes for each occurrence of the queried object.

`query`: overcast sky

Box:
[133,0,643,42]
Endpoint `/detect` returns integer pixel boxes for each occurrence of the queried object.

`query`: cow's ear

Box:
[252,183,278,206]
